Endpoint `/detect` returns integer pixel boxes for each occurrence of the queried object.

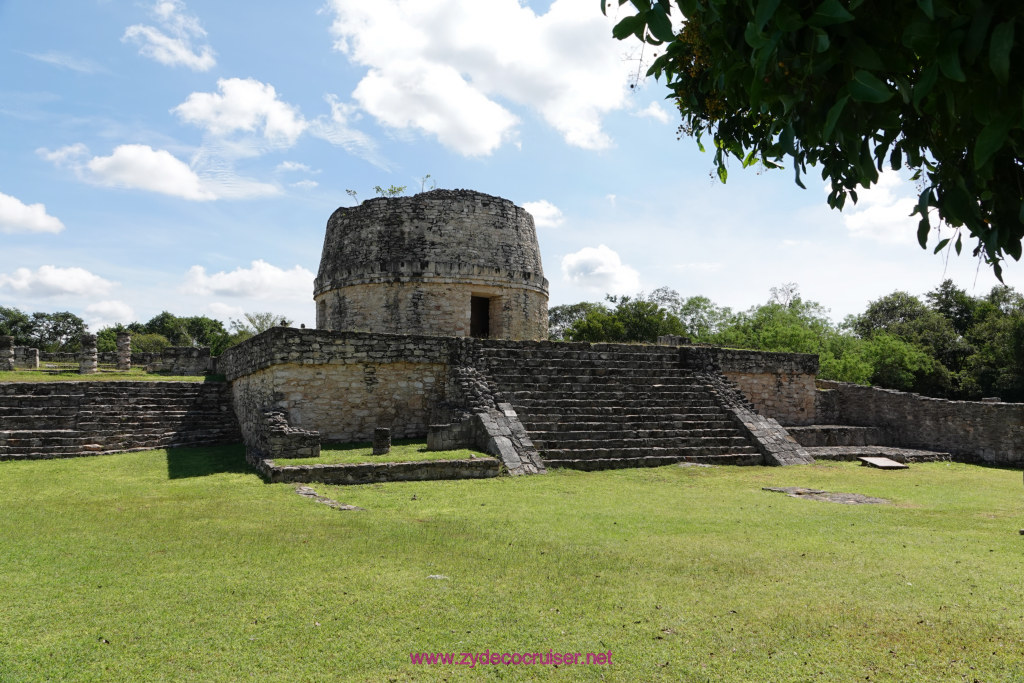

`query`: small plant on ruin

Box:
[373,184,407,198]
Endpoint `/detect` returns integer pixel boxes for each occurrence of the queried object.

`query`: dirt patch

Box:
[762,486,889,505]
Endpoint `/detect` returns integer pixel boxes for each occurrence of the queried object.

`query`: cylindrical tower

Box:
[314,189,548,340]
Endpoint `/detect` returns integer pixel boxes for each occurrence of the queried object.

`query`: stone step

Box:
[516,405,728,418]
[785,425,885,447]
[804,446,950,463]
[539,444,760,460]
[523,419,740,433]
[528,427,747,441]
[532,436,753,450]
[506,389,714,400]
[543,452,764,470]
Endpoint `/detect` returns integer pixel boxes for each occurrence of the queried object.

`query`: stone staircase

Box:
[0,381,241,460]
[785,425,950,463]
[477,344,764,470]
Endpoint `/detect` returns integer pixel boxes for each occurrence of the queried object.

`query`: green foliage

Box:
[564,294,686,342]
[0,306,33,345]
[547,301,604,340]
[131,333,172,353]
[607,0,1024,276]
[27,311,87,352]
[229,312,292,336]
[373,184,407,197]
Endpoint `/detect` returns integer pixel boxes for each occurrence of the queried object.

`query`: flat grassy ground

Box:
[282,439,494,466]
[0,448,1022,682]
[0,369,224,383]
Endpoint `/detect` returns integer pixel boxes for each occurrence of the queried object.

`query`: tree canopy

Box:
[605,0,1024,276]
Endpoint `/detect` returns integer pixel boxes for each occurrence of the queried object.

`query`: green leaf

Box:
[890,143,903,171]
[823,95,849,140]
[808,0,854,27]
[933,237,950,254]
[918,216,930,248]
[849,70,894,103]
[612,14,645,40]
[646,5,675,42]
[912,64,939,109]
[754,0,782,30]
[955,233,962,255]
[989,20,1014,85]
[938,46,967,82]
[717,164,728,183]
[915,0,934,20]
[974,119,1010,170]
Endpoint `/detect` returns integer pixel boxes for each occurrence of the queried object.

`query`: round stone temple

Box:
[314,189,549,340]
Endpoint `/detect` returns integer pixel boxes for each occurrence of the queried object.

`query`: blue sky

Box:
[1,0,1018,332]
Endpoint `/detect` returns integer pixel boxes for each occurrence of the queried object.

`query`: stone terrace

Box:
[478,343,765,470]
[0,381,240,460]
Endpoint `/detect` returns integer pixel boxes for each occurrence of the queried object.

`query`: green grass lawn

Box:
[1,448,1022,681]
[280,439,494,466]
[0,369,225,383]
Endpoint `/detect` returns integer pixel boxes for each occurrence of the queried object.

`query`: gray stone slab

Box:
[858,456,909,470]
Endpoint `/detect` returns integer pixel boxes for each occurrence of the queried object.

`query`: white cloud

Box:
[39,143,88,166]
[84,300,135,331]
[0,191,65,234]
[207,302,246,321]
[326,0,631,155]
[840,172,919,245]
[606,194,616,207]
[39,144,279,201]
[123,0,215,71]
[85,144,216,200]
[290,180,319,189]
[308,94,387,167]
[24,51,102,74]
[522,199,564,228]
[276,161,317,173]
[174,78,308,146]
[181,260,314,299]
[637,101,670,124]
[561,244,640,294]
[0,265,116,297]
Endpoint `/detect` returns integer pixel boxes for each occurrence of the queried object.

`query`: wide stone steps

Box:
[478,344,762,471]
[531,436,754,450]
[543,452,763,471]
[0,381,239,459]
[804,446,950,463]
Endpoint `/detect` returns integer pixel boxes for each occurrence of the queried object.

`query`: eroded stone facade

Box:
[314,189,548,340]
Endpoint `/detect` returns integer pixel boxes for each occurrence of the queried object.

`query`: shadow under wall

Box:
[165,443,249,479]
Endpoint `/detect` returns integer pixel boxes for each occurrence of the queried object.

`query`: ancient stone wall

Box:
[12,346,38,370]
[36,347,214,375]
[816,380,1024,466]
[679,347,819,425]
[314,190,549,340]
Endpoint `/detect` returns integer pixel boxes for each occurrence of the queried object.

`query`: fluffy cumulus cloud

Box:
[0,191,65,234]
[840,172,919,245]
[0,265,116,298]
[561,244,640,294]
[174,78,308,146]
[522,200,564,228]
[637,101,670,124]
[181,260,314,299]
[38,144,278,201]
[326,0,630,155]
[84,300,135,330]
[123,0,215,71]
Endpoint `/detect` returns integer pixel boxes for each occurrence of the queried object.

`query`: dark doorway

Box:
[471,296,490,338]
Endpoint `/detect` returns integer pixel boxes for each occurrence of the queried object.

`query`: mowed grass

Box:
[0,369,225,383]
[282,439,494,466]
[0,448,1022,682]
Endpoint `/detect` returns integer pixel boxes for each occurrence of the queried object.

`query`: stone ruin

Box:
[1,188,1022,481]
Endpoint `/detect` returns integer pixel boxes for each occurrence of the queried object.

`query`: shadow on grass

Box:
[166,443,249,479]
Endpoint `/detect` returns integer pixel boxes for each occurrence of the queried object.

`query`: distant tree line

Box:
[0,308,291,356]
[549,280,1024,403]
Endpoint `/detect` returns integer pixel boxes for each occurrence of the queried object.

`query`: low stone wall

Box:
[816,380,1024,467]
[679,347,819,425]
[35,347,215,375]
[252,457,500,484]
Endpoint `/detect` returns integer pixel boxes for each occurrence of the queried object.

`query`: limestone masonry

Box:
[314,189,549,340]
[1,190,1021,480]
